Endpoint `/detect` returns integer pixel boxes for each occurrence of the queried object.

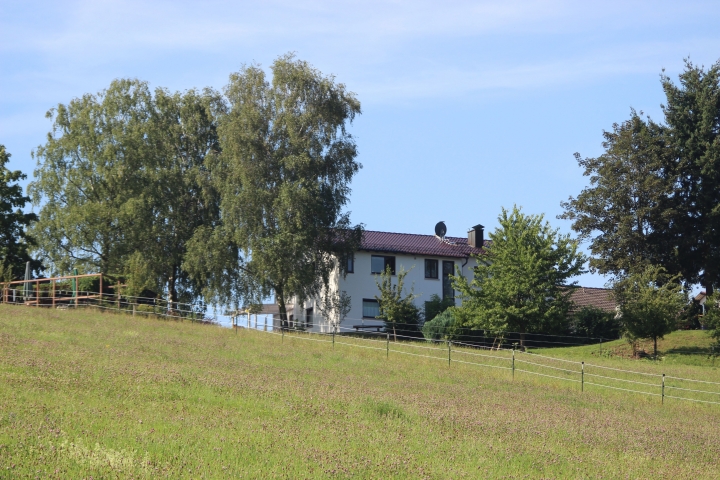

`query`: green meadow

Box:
[1,305,720,479]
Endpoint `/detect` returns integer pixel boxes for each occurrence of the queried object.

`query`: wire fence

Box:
[3,298,719,406]
[264,324,720,407]
[0,288,208,322]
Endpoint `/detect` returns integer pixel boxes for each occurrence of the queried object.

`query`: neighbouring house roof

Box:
[360,231,486,258]
[695,291,707,303]
[569,287,616,313]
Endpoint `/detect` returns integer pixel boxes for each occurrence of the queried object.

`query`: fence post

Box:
[282,325,284,343]
[581,362,584,392]
[512,346,515,379]
[448,341,451,367]
[386,332,389,358]
[132,303,136,317]
[599,337,603,356]
[332,325,335,348]
[662,374,665,404]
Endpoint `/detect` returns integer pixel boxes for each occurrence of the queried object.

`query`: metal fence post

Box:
[662,374,665,404]
[332,325,335,349]
[581,362,584,392]
[386,332,389,358]
[512,347,515,379]
[448,341,451,366]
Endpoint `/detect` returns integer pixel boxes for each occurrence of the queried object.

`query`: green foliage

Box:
[613,265,687,357]
[421,308,456,342]
[188,54,363,317]
[0,144,39,278]
[454,205,586,347]
[562,60,720,293]
[560,112,671,277]
[703,293,720,349]
[660,61,720,292]
[423,294,454,325]
[568,306,620,340]
[375,266,421,340]
[29,79,221,303]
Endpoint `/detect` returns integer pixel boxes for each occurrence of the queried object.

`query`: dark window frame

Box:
[425,259,439,279]
[362,298,380,318]
[371,255,396,275]
[346,255,354,273]
[306,308,313,328]
[442,260,455,300]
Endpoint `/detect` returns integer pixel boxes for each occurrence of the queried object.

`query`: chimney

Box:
[468,224,484,248]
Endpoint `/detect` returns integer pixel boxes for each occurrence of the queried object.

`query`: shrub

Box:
[568,306,621,340]
[422,309,456,342]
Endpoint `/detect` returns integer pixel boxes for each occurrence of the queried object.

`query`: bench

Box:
[352,324,384,332]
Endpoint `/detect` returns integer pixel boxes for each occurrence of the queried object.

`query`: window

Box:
[442,260,455,300]
[362,299,380,318]
[425,259,438,279]
[346,255,354,273]
[306,308,313,328]
[371,255,396,274]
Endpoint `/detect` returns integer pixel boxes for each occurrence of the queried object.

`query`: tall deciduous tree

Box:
[661,61,720,295]
[562,60,720,294]
[560,113,672,277]
[189,54,363,319]
[454,206,586,348]
[613,265,686,357]
[0,144,39,278]
[139,87,223,305]
[29,79,221,304]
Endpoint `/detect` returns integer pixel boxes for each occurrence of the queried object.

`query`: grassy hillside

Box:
[1,305,720,478]
[535,329,719,368]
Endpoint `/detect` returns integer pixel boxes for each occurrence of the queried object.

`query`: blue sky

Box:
[2,0,720,289]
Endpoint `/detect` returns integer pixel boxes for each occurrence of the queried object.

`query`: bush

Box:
[422,294,454,327]
[568,306,621,340]
[422,309,456,342]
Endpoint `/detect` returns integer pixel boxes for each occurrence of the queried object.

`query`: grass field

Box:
[2,305,720,478]
[536,329,719,366]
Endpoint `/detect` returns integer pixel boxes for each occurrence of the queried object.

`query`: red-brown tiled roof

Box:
[569,287,616,313]
[360,231,486,258]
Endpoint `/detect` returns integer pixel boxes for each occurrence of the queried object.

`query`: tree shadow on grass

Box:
[663,346,713,356]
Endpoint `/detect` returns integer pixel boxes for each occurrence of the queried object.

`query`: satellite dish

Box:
[435,221,447,237]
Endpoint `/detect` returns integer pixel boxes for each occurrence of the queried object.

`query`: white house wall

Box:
[295,251,478,333]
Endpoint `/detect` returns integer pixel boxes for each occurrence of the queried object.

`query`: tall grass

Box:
[1,305,719,478]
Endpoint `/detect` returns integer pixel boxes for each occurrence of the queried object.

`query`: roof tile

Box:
[360,231,486,258]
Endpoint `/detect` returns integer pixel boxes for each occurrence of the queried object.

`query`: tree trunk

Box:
[168,266,178,314]
[392,323,397,343]
[654,336,658,359]
[519,331,526,349]
[276,284,288,331]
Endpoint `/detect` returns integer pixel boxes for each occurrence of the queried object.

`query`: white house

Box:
[267,223,486,333]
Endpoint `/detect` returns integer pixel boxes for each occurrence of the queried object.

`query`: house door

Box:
[306,308,313,329]
[442,261,455,301]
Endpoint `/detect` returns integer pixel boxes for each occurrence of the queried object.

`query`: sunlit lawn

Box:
[1,305,720,478]
[535,329,720,369]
